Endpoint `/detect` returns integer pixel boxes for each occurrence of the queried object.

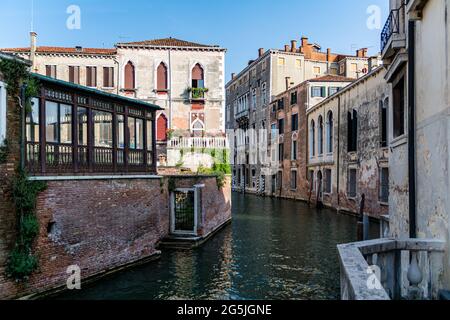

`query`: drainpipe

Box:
[114,58,120,95]
[336,96,341,210]
[408,20,417,239]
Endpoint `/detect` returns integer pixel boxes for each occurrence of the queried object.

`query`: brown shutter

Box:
[92,67,97,87]
[86,67,92,87]
[103,67,109,87]
[157,63,168,91]
[124,62,135,90]
[46,65,51,77]
[156,114,168,141]
[69,66,74,83]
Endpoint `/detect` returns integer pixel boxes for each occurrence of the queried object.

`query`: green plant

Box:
[6,169,47,280]
[168,177,177,193]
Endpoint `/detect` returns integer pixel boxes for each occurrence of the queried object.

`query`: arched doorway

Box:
[316,170,323,208]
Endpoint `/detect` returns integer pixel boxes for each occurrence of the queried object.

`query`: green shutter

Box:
[321,87,327,97]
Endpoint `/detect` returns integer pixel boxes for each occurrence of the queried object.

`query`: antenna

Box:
[30,0,34,32]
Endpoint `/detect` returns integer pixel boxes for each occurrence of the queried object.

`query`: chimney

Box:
[284,44,290,52]
[30,32,37,71]
[258,48,265,57]
[327,48,331,62]
[301,36,309,48]
[356,48,368,58]
[285,77,291,91]
[75,46,83,52]
[291,40,297,53]
[231,73,236,80]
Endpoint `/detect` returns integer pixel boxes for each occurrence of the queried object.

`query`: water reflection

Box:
[55,193,378,300]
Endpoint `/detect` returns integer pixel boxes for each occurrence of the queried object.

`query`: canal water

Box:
[55,193,378,300]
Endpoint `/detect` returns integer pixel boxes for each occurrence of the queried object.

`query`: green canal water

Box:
[55,193,378,300]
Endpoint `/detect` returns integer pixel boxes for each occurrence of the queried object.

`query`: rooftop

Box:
[117,37,219,48]
[1,46,117,55]
[308,75,355,82]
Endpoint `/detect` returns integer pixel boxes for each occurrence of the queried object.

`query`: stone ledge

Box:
[28,175,162,181]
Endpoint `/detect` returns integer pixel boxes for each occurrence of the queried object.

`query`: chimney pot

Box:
[258,48,265,57]
[291,40,297,53]
[231,73,236,80]
[301,36,309,47]
[284,44,290,52]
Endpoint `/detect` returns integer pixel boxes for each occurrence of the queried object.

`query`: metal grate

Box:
[174,190,195,232]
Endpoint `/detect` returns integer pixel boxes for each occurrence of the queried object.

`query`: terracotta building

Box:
[226,36,380,194]
[2,34,227,164]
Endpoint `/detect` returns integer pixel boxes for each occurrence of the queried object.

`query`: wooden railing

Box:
[26,142,155,175]
[338,238,445,300]
[168,137,229,149]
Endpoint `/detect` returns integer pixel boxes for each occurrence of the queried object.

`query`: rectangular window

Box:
[291,114,298,131]
[277,171,283,190]
[26,98,40,142]
[329,87,340,96]
[117,115,125,149]
[45,101,72,144]
[379,168,389,203]
[295,59,302,68]
[146,120,153,151]
[69,66,80,84]
[291,141,297,160]
[86,66,97,87]
[278,118,284,134]
[290,170,297,189]
[324,169,332,194]
[103,67,114,88]
[393,77,405,138]
[128,117,144,150]
[381,99,388,147]
[347,111,358,152]
[291,91,297,105]
[311,86,326,97]
[278,57,285,66]
[313,66,321,74]
[278,143,284,162]
[93,110,113,148]
[46,65,57,78]
[277,98,285,110]
[347,168,357,198]
[77,107,88,146]
[350,63,358,72]
[330,67,338,75]
[0,81,6,144]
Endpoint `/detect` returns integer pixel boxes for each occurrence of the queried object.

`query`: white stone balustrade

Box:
[168,137,229,150]
[338,238,445,300]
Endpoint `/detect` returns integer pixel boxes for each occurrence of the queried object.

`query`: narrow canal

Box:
[56,193,377,300]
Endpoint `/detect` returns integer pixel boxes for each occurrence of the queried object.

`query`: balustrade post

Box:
[407,251,424,299]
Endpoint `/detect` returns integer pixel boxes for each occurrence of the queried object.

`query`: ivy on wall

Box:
[0,58,45,280]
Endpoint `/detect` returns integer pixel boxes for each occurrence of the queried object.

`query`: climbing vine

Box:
[0,58,44,280]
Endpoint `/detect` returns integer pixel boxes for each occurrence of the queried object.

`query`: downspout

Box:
[168,48,173,129]
[336,96,341,210]
[408,20,417,238]
[114,58,120,95]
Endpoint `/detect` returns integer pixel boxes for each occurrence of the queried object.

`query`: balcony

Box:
[189,87,208,101]
[381,7,406,60]
[167,137,229,150]
[338,238,445,300]
[235,109,249,123]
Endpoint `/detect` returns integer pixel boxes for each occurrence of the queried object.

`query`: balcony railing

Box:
[381,8,401,53]
[338,238,445,300]
[168,137,229,149]
[190,87,208,100]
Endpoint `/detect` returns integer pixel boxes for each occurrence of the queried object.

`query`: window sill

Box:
[102,87,115,90]
[379,201,389,207]
[390,135,407,149]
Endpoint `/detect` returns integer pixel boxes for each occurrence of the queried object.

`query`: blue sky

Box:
[0,0,388,81]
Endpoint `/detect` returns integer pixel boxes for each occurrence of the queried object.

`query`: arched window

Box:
[192,63,204,89]
[192,119,205,137]
[156,114,168,141]
[318,116,323,155]
[326,111,333,153]
[124,61,135,90]
[157,62,168,91]
[310,120,315,157]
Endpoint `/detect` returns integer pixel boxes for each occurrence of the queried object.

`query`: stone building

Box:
[267,75,353,200]
[338,0,450,300]
[226,36,376,194]
[2,34,227,164]
[307,67,390,218]
[0,56,231,299]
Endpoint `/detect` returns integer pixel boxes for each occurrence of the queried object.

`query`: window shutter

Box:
[321,87,326,97]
